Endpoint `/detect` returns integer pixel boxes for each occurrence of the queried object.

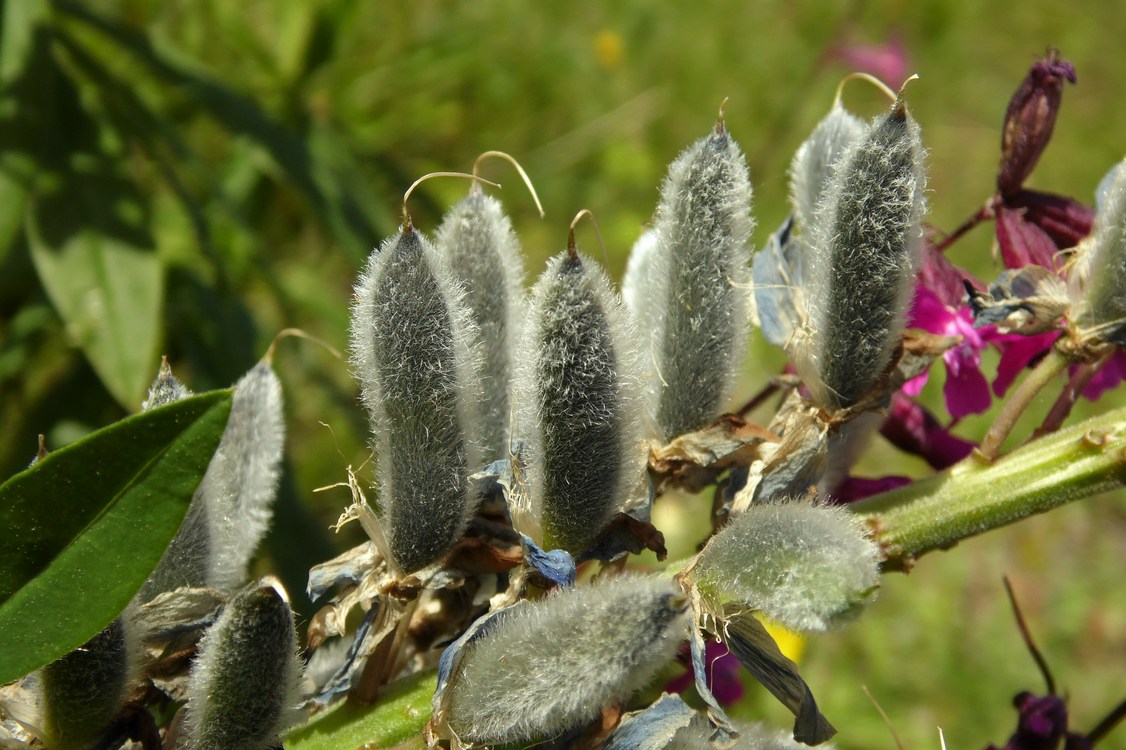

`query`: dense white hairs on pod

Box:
[672,720,838,749]
[647,120,755,439]
[789,102,867,242]
[141,357,192,411]
[1072,156,1126,345]
[692,501,880,632]
[445,575,688,744]
[40,613,142,750]
[435,185,526,460]
[621,227,660,326]
[513,246,646,554]
[351,226,483,573]
[183,583,303,750]
[797,101,925,410]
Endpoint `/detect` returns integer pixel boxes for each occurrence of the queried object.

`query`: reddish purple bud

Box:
[1009,190,1095,249]
[985,692,1086,750]
[996,205,1064,269]
[997,49,1077,197]
[880,393,975,469]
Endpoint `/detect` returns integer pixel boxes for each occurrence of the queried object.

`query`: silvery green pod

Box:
[440,575,688,745]
[514,243,646,555]
[642,117,754,439]
[796,99,925,410]
[40,615,140,750]
[351,224,483,573]
[689,501,880,633]
[788,101,868,243]
[182,582,303,750]
[1071,157,1126,346]
[138,359,286,598]
[435,184,525,461]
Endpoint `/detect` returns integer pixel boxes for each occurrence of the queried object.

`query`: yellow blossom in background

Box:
[594,29,624,70]
[763,618,806,663]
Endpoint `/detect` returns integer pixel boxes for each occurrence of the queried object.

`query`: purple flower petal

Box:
[993,332,1061,397]
[832,475,913,502]
[909,285,955,334]
[1082,350,1126,401]
[881,393,976,469]
[666,639,744,706]
[996,205,1062,269]
[1008,189,1094,249]
[944,346,993,419]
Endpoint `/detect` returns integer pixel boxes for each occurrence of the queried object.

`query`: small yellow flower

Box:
[594,30,624,71]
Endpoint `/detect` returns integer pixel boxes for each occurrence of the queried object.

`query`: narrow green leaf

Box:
[284,670,436,750]
[0,390,232,684]
[0,0,50,88]
[26,192,163,409]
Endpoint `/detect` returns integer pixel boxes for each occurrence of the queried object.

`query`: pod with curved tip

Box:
[441,575,688,745]
[1072,156,1126,346]
[350,225,483,574]
[40,614,140,750]
[141,357,193,412]
[434,185,526,462]
[690,501,880,633]
[514,244,645,555]
[797,100,926,410]
[182,582,303,750]
[643,117,755,439]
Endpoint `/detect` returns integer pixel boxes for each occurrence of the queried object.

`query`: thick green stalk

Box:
[853,404,1126,570]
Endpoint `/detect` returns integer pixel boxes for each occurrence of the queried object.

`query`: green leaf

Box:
[284,670,436,750]
[0,0,50,88]
[0,390,232,685]
[26,187,164,410]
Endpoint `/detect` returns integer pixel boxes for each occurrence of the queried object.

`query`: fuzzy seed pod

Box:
[671,720,838,750]
[351,225,483,573]
[40,615,140,750]
[182,582,303,750]
[514,245,645,554]
[435,186,526,461]
[797,100,925,410]
[621,227,659,326]
[138,360,286,599]
[789,102,868,242]
[443,575,688,745]
[644,119,755,439]
[1071,156,1126,345]
[691,502,880,633]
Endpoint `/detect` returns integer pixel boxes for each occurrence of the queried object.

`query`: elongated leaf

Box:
[0,390,232,684]
[285,669,436,750]
[26,190,163,409]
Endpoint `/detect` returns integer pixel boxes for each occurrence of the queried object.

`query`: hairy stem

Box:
[852,404,1126,571]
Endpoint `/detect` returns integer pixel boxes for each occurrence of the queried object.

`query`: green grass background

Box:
[2,1,1125,748]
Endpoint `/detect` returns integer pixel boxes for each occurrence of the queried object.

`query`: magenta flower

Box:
[825,32,910,88]
[666,639,744,706]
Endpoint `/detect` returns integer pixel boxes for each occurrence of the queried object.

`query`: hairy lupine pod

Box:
[183,582,303,750]
[1072,156,1126,345]
[621,227,659,326]
[646,117,755,439]
[138,360,285,599]
[789,101,867,241]
[691,502,880,633]
[797,100,925,410]
[444,575,688,744]
[514,244,645,554]
[141,357,193,411]
[40,615,139,750]
[435,185,526,461]
[351,225,483,573]
[672,720,838,749]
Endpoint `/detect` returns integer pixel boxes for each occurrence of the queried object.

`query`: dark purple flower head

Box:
[986,691,1092,750]
[998,49,1077,198]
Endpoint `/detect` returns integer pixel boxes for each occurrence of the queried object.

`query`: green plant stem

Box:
[978,346,1070,460]
[852,404,1126,571]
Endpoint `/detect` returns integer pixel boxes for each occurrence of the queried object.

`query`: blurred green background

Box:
[2,1,1124,748]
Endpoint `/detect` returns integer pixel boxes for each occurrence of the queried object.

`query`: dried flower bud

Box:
[514,245,646,554]
[435,186,526,461]
[997,49,1077,197]
[138,360,286,598]
[351,226,483,573]
[691,501,880,632]
[642,118,755,439]
[797,99,925,410]
[1071,156,1126,346]
[40,615,140,750]
[441,575,688,745]
[182,582,303,750]
[141,357,192,412]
